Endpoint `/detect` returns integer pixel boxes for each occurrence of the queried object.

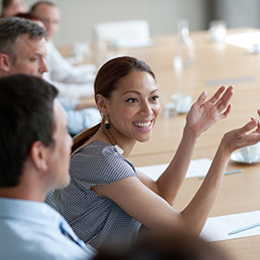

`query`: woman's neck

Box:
[99,126,136,158]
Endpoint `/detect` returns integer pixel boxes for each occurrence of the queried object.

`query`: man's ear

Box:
[0,53,12,73]
[96,94,109,115]
[29,141,48,172]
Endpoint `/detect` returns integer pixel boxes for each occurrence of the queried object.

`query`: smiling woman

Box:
[49,56,260,250]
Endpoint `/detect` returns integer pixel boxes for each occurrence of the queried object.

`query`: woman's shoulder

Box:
[72,140,120,159]
[70,140,138,184]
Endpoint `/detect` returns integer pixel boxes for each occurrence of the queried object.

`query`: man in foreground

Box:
[0,74,96,259]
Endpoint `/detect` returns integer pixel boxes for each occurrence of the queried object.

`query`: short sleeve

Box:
[70,141,138,187]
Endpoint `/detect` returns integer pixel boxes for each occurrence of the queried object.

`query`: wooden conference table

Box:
[61,28,260,259]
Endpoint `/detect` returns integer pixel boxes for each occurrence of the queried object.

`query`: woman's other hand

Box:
[220,116,260,156]
[186,85,234,136]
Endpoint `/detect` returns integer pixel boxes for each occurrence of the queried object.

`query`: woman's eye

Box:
[151,95,159,101]
[126,98,138,103]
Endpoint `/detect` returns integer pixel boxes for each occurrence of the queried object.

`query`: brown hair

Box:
[2,0,13,8]
[15,11,43,22]
[0,74,58,187]
[72,56,156,152]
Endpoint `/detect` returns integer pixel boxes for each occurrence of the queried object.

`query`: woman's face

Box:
[105,71,161,144]
[2,0,27,17]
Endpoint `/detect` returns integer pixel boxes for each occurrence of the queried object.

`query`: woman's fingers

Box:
[207,85,227,104]
[257,109,260,118]
[251,116,260,132]
[195,91,207,107]
[214,86,234,111]
[218,104,232,120]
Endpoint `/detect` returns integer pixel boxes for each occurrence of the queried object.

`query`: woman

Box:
[0,0,27,18]
[52,56,260,250]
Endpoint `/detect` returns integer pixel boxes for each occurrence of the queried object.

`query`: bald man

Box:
[31,1,98,99]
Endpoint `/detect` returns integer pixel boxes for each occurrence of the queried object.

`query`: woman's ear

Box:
[96,94,109,115]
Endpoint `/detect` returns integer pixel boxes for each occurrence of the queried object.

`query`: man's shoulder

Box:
[0,222,91,260]
[0,198,93,259]
[0,245,89,260]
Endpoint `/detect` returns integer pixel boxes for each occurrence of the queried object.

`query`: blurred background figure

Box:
[95,230,230,260]
[15,11,45,28]
[31,1,97,99]
[0,0,27,17]
[30,1,101,135]
[0,16,100,136]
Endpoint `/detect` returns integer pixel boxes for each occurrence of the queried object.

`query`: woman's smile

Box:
[133,120,153,130]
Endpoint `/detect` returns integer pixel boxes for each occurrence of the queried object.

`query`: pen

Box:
[199,169,243,179]
[228,222,260,235]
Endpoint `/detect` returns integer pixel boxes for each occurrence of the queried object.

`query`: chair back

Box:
[93,19,151,48]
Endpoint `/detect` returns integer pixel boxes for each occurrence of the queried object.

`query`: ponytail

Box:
[72,123,101,153]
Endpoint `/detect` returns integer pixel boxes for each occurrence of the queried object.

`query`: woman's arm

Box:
[180,118,260,233]
[139,85,234,204]
[93,118,260,235]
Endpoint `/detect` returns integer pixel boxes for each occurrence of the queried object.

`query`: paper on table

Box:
[226,32,260,48]
[137,158,212,181]
[200,211,260,242]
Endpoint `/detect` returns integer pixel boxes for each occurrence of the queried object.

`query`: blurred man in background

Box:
[31,1,98,99]
[0,16,100,135]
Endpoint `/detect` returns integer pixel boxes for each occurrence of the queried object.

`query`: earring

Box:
[105,118,110,129]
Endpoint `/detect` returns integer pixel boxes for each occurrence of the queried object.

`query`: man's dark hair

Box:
[30,1,56,12]
[0,16,46,62]
[0,74,58,187]
[2,0,13,8]
[15,11,43,22]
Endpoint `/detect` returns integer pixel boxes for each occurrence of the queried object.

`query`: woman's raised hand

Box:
[185,85,234,137]
[220,117,260,155]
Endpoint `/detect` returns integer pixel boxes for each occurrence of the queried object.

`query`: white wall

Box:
[2,0,260,47]
[19,0,209,46]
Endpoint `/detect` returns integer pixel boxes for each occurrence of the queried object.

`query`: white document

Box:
[226,32,260,48]
[137,158,212,181]
[137,160,260,242]
[200,211,260,242]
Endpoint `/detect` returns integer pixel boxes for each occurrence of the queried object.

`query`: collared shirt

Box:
[44,40,96,99]
[0,197,96,260]
[43,40,101,135]
[59,98,101,135]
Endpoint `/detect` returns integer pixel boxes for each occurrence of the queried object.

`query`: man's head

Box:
[0,17,48,78]
[0,74,72,194]
[1,0,27,18]
[15,11,45,28]
[31,1,60,40]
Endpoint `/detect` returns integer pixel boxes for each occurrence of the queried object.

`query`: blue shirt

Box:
[59,98,101,135]
[0,197,96,260]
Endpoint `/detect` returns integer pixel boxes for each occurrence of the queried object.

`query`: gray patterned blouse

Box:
[52,140,141,250]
